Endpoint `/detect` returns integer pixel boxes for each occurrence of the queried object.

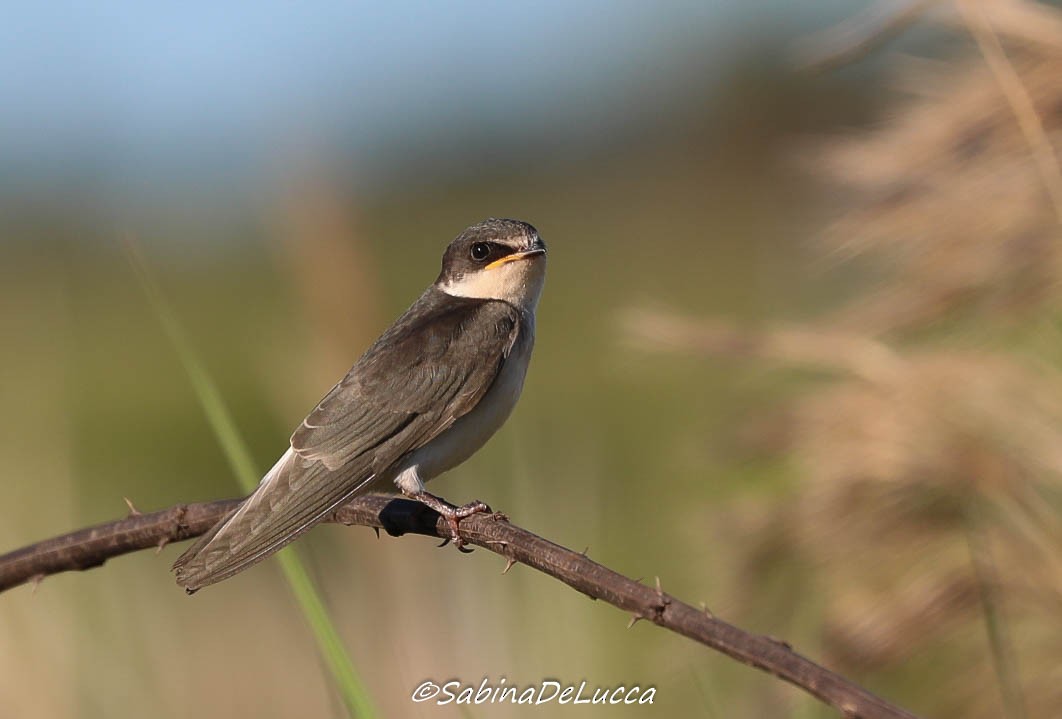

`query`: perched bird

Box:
[173,218,546,592]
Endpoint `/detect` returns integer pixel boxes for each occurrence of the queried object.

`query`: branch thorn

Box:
[768,635,793,650]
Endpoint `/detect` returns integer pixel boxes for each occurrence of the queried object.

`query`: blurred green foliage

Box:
[0,38,984,719]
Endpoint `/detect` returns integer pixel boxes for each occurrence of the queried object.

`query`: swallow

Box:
[173,218,546,592]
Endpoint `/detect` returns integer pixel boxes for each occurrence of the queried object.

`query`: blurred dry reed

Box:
[626,2,1062,717]
[270,170,383,409]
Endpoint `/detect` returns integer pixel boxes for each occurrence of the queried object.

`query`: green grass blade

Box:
[126,241,377,719]
[963,496,1028,719]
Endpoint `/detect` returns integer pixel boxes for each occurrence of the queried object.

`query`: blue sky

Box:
[0,1,839,194]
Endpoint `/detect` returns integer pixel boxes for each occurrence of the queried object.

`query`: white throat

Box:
[439,257,546,312]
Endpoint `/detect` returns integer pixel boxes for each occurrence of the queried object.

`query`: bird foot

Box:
[405,491,493,550]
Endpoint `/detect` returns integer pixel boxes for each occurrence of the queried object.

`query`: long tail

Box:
[172,448,374,593]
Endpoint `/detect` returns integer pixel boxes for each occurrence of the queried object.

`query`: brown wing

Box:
[173,290,521,591]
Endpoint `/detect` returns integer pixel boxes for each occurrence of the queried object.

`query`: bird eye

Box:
[470,243,492,262]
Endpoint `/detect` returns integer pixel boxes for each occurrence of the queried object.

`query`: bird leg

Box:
[403,490,491,550]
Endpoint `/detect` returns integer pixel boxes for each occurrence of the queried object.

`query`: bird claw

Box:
[443,499,491,550]
[405,491,494,551]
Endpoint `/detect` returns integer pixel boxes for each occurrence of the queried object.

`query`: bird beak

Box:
[485,244,547,270]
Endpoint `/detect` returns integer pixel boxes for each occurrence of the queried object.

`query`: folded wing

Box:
[173,292,521,591]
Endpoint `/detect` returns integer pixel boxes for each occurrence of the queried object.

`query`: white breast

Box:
[389,315,535,495]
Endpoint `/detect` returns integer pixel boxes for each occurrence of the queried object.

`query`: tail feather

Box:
[172,448,375,593]
[171,505,239,574]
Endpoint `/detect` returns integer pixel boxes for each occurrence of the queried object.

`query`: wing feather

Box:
[173,291,522,591]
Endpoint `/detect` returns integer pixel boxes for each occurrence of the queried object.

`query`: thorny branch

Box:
[0,494,920,719]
